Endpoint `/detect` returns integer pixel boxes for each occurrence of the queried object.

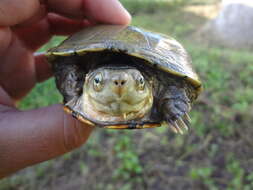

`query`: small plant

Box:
[189,166,218,190]
[226,154,246,190]
[113,132,143,181]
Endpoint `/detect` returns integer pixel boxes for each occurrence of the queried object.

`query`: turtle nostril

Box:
[114,80,127,86]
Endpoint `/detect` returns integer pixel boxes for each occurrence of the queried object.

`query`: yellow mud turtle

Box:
[46,25,202,134]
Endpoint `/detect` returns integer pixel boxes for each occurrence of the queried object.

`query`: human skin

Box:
[0,0,131,178]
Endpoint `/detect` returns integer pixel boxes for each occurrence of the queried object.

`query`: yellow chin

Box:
[81,92,153,123]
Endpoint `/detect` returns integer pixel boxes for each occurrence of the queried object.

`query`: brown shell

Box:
[47,25,202,95]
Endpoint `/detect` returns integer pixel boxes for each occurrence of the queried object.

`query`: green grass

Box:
[2,1,253,190]
[18,79,61,109]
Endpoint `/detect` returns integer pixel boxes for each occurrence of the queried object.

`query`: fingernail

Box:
[116,0,132,24]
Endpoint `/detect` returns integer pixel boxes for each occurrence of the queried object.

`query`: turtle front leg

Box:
[53,63,83,103]
[159,86,191,134]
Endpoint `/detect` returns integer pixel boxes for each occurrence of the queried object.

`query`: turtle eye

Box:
[137,76,145,91]
[93,73,103,91]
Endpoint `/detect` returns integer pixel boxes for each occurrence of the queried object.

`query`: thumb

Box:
[0,104,93,178]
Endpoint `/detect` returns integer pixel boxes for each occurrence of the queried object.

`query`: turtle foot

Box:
[166,113,191,134]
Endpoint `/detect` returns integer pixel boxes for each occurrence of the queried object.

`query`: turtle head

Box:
[82,67,153,122]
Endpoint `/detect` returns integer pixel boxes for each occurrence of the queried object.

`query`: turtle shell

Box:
[46,25,202,129]
[47,25,202,94]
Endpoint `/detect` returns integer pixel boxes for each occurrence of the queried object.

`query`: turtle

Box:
[46,25,202,134]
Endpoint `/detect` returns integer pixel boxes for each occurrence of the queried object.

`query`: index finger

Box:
[0,0,131,26]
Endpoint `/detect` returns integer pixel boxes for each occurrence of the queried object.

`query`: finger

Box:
[1,0,131,27]
[0,0,40,26]
[1,18,82,100]
[47,13,92,36]
[0,104,94,178]
[13,4,47,28]
[14,14,92,51]
[0,33,38,100]
[0,27,12,55]
[48,0,131,24]
[0,86,15,107]
[82,0,131,24]
[46,0,87,19]
[34,52,53,82]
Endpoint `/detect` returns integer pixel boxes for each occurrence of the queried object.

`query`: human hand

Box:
[0,0,131,178]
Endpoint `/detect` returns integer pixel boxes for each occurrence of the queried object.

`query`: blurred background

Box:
[1,0,253,189]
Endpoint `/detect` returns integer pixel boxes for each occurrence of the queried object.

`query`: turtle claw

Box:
[168,120,184,134]
[170,125,179,133]
[161,87,192,134]
[167,114,191,134]
[183,113,191,123]
[176,118,188,131]
[182,113,191,128]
